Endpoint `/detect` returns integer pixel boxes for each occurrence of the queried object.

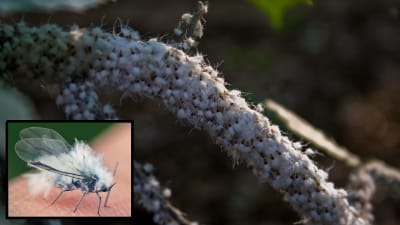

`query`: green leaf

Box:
[248,0,312,30]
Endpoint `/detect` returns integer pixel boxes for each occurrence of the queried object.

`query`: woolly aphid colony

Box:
[1,3,374,224]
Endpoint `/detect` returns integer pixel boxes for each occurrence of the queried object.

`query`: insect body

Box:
[15,127,117,216]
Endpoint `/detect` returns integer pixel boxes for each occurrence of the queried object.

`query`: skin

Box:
[8,123,132,217]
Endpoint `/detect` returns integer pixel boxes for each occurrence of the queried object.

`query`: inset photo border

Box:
[6,120,133,219]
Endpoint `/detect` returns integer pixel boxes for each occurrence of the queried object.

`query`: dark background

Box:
[1,0,400,224]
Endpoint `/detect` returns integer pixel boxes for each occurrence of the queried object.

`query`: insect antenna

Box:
[104,161,119,207]
[112,161,119,176]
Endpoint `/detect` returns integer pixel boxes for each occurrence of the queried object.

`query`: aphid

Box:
[15,127,118,216]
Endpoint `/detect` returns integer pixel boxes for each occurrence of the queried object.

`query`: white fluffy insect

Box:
[15,127,117,216]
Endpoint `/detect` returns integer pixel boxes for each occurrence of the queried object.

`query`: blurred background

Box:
[1,0,400,224]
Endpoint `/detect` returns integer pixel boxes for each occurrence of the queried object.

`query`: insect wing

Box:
[15,138,89,180]
[19,127,71,148]
[15,138,71,163]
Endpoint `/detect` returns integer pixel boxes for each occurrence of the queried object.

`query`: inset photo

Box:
[6,121,132,218]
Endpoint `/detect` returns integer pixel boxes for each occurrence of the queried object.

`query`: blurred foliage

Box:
[248,0,312,30]
[225,46,272,73]
[0,83,36,156]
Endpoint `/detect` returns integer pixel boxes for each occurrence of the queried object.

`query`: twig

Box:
[265,99,361,167]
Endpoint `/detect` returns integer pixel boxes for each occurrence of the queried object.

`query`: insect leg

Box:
[103,161,118,208]
[96,192,102,216]
[73,191,88,213]
[104,183,116,207]
[104,191,111,208]
[50,189,66,205]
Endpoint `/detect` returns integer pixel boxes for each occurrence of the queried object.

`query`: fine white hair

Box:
[26,139,113,195]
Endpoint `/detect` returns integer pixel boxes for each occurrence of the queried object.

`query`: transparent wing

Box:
[15,138,92,180]
[15,138,71,163]
[19,127,71,148]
